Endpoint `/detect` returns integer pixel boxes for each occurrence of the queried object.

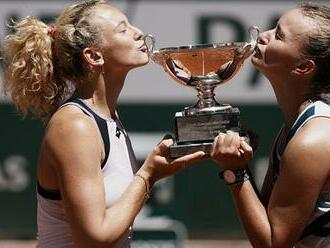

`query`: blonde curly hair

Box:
[3,0,105,118]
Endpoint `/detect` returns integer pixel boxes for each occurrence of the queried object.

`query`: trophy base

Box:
[169,142,213,158]
[167,106,249,158]
[175,107,240,143]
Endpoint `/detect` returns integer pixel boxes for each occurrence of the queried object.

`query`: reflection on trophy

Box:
[145,27,259,158]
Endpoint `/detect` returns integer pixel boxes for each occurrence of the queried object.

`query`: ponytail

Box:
[3,0,104,118]
[3,17,64,118]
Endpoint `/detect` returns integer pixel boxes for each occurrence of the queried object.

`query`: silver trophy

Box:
[145,26,259,158]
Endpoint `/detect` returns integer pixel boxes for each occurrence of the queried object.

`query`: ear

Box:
[293,59,316,76]
[82,48,104,67]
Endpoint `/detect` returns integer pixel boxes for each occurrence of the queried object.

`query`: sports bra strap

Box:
[286,105,315,144]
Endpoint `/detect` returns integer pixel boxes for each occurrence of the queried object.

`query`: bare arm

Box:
[42,109,205,248]
[211,120,330,248]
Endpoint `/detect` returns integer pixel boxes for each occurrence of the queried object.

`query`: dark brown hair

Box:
[300,2,330,103]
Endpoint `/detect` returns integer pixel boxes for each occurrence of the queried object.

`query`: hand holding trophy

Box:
[145,27,259,158]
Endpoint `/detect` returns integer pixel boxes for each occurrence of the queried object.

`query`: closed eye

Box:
[275,31,281,40]
[275,25,284,40]
[114,20,128,33]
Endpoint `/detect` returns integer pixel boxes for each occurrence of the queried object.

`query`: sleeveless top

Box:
[261,100,330,247]
[37,98,139,248]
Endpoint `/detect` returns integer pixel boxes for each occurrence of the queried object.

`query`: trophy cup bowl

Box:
[145,26,259,158]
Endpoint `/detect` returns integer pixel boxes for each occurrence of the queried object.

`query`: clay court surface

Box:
[0,240,251,248]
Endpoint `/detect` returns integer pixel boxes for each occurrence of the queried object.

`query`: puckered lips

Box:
[253,45,262,59]
[137,42,147,52]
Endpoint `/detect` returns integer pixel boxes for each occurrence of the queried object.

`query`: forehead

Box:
[279,8,315,39]
[90,3,127,29]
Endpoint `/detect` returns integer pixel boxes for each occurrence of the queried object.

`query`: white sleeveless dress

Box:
[37,98,139,247]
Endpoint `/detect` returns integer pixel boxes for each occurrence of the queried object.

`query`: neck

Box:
[270,77,311,128]
[73,69,127,118]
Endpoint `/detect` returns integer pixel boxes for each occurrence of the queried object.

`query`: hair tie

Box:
[47,25,57,38]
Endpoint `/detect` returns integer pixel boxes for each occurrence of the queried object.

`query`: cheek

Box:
[264,45,297,67]
[106,47,148,66]
[107,46,133,62]
[264,47,283,65]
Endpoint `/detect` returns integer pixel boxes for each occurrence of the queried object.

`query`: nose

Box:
[258,29,272,45]
[132,25,144,40]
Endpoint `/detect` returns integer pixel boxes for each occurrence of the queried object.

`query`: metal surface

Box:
[145,26,259,115]
[144,27,259,157]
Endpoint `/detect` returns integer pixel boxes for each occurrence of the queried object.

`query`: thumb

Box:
[173,150,206,167]
[157,138,174,155]
[162,133,174,141]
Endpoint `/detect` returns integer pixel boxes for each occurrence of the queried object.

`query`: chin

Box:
[129,60,149,70]
[134,53,149,63]
[251,57,263,70]
[137,59,149,67]
[137,56,149,66]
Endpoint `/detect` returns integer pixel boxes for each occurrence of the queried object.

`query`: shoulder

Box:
[44,105,101,150]
[283,117,330,177]
[290,117,330,151]
[49,105,96,133]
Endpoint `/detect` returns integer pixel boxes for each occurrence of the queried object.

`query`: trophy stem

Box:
[196,82,218,109]
[183,80,231,116]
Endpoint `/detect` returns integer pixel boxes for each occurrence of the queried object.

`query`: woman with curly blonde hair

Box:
[3,1,205,247]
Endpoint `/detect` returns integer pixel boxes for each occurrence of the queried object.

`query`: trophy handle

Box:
[248,26,259,51]
[239,26,259,58]
[144,34,166,65]
[144,34,156,55]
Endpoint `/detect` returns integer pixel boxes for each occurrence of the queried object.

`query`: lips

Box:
[254,46,262,59]
[139,45,147,52]
[137,43,147,53]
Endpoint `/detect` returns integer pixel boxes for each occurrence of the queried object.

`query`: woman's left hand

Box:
[211,131,253,170]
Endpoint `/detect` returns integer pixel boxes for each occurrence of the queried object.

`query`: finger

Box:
[211,135,219,156]
[216,132,226,146]
[211,132,224,156]
[238,148,245,156]
[157,139,174,154]
[232,131,241,146]
[231,132,244,156]
[241,140,252,151]
[162,133,174,141]
[223,131,234,147]
[224,130,241,147]
[240,140,253,159]
[173,150,205,167]
[224,131,241,155]
[241,141,253,153]
[157,134,174,145]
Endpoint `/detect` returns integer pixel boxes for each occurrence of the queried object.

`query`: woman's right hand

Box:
[211,131,253,170]
[138,137,206,185]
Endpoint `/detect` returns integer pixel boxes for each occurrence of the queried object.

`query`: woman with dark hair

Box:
[211,2,330,247]
[3,1,205,247]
